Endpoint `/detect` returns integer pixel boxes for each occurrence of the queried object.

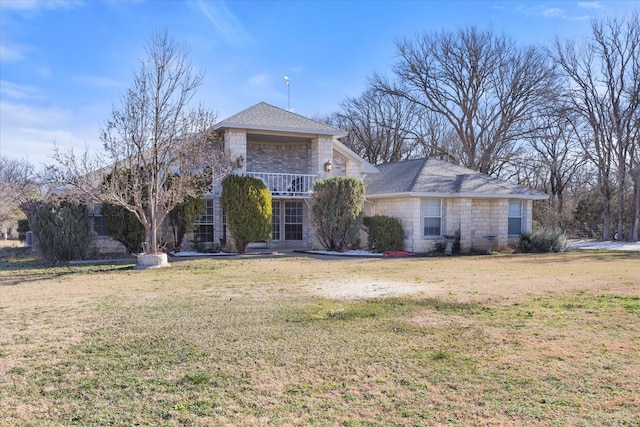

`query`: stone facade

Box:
[87,236,128,258]
[366,196,534,253]
[247,141,310,174]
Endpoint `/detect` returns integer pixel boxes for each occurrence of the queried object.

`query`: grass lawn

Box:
[1,246,639,426]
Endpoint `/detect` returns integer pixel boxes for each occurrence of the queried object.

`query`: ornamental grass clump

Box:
[519,227,567,253]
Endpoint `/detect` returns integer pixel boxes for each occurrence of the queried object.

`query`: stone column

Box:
[224,129,247,173]
[459,198,472,253]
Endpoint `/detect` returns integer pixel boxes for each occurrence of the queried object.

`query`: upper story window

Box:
[508,201,523,235]
[422,199,442,237]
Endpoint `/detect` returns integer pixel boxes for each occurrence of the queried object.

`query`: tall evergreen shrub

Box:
[221,175,271,253]
[311,177,365,251]
[32,201,91,262]
[169,194,205,251]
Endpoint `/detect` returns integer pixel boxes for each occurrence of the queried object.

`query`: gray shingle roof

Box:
[365,158,548,200]
[214,102,346,136]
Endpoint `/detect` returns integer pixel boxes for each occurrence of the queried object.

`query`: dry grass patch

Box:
[1,251,639,426]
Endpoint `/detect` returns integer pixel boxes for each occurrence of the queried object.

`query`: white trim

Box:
[367,192,548,200]
[332,140,379,174]
[213,123,346,137]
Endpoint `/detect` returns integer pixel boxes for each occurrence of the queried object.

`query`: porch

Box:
[244,171,317,198]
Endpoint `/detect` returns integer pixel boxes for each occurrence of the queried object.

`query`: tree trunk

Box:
[632,172,640,241]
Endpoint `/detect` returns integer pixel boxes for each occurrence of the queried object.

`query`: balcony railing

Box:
[243,171,317,197]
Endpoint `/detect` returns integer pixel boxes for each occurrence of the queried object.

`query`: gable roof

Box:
[214,102,346,137]
[366,158,548,200]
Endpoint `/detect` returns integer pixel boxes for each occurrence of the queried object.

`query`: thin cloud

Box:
[542,8,565,18]
[0,41,29,63]
[0,80,43,101]
[0,0,80,11]
[0,100,101,164]
[516,4,567,18]
[247,73,269,87]
[577,2,604,9]
[73,75,125,89]
[196,0,253,46]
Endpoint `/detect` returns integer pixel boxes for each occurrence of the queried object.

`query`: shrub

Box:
[311,177,365,251]
[519,227,568,253]
[221,175,271,253]
[17,219,30,242]
[169,194,205,251]
[363,215,404,253]
[101,203,146,255]
[31,200,92,262]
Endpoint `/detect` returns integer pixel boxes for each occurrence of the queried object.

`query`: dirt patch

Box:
[310,278,431,300]
[303,252,640,302]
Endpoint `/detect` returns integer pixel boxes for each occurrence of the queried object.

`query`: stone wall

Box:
[87,236,128,258]
[247,142,310,174]
[366,197,437,253]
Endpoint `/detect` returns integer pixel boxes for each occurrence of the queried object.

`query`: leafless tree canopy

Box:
[553,11,640,240]
[374,26,557,175]
[328,89,424,164]
[51,29,223,254]
[0,156,43,227]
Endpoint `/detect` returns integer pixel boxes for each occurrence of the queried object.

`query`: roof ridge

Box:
[407,157,429,192]
[214,101,345,135]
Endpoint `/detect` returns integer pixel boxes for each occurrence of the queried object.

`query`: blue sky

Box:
[1,0,638,167]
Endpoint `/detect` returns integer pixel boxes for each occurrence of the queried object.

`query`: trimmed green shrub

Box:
[311,177,365,251]
[17,219,30,242]
[221,175,272,253]
[169,194,205,251]
[32,201,92,262]
[167,173,206,252]
[363,215,404,253]
[519,227,567,253]
[101,203,146,255]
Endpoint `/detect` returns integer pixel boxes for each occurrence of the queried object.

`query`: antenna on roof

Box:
[284,76,290,111]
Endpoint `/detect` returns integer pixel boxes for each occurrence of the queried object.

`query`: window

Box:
[423,199,442,237]
[508,201,522,235]
[284,201,303,241]
[271,200,304,242]
[92,215,108,236]
[194,198,215,243]
[90,204,108,236]
[272,201,281,240]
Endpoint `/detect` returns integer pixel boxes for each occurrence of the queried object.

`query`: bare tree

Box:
[51,29,220,256]
[529,109,588,215]
[553,11,640,240]
[374,26,557,175]
[0,156,43,230]
[411,109,461,164]
[327,89,422,164]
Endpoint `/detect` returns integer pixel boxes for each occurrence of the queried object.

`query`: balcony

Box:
[244,171,317,198]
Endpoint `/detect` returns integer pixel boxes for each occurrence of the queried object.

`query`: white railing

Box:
[244,171,317,197]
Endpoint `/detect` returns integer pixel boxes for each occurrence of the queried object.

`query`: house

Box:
[86,101,546,255]
[364,158,548,253]
[198,102,547,253]
[196,102,377,251]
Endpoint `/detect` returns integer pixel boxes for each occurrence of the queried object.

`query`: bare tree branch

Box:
[49,29,224,254]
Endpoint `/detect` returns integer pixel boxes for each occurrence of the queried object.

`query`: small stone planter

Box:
[134,253,170,270]
[443,235,456,255]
